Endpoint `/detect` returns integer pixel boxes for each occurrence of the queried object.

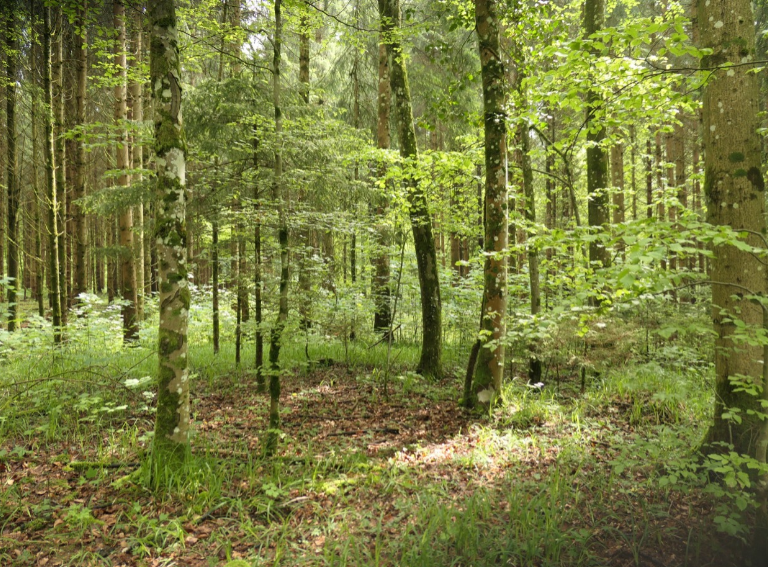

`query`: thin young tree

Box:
[266,0,288,455]
[372,33,392,335]
[5,2,20,331]
[44,6,62,343]
[130,6,145,319]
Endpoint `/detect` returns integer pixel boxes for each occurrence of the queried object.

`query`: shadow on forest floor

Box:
[0,362,746,567]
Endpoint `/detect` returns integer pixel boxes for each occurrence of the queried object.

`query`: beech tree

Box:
[150,0,191,473]
[698,0,768,559]
[470,0,507,404]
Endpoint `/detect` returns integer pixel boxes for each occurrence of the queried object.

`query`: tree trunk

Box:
[30,30,45,318]
[645,137,653,219]
[698,1,768,561]
[72,0,88,306]
[212,219,220,354]
[130,8,145,319]
[266,0,288,455]
[5,4,19,331]
[700,0,768,455]
[253,130,264,392]
[380,0,443,379]
[655,130,666,270]
[43,7,62,343]
[611,136,625,260]
[611,140,624,225]
[53,9,68,324]
[584,0,610,269]
[149,0,191,475]
[470,0,507,403]
[114,1,138,341]
[372,39,392,335]
[296,9,312,329]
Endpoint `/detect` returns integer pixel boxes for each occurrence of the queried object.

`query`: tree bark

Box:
[72,0,88,306]
[114,0,138,341]
[699,0,768,456]
[30,23,45,318]
[149,0,191,474]
[253,130,264,392]
[53,9,68,324]
[266,0,288,455]
[43,7,62,343]
[380,0,443,379]
[372,39,392,335]
[470,0,507,403]
[584,0,610,269]
[130,7,145,319]
[212,219,219,354]
[5,3,19,331]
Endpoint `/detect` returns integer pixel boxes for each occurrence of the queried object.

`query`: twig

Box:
[325,427,400,437]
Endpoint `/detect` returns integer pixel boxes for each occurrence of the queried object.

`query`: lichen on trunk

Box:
[150,0,191,475]
[471,0,507,405]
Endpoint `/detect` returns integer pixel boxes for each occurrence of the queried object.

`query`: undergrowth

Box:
[0,295,748,566]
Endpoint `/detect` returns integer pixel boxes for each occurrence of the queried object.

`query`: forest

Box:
[1,0,767,565]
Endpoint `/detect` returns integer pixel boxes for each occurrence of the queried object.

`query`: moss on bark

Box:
[149,0,190,481]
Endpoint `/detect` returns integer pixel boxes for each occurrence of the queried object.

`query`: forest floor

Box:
[0,358,746,567]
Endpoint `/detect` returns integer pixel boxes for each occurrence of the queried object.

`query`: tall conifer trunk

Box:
[150,0,191,474]
[53,9,68,323]
[44,7,62,343]
[114,0,138,341]
[5,3,19,331]
[130,7,145,319]
[30,22,45,318]
[72,0,88,305]
[380,0,443,378]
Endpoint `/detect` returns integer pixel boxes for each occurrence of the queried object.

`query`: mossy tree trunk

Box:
[266,0,288,455]
[149,0,191,473]
[43,7,62,344]
[5,3,19,332]
[699,0,768,456]
[583,0,610,269]
[470,0,507,404]
[697,0,768,559]
[380,0,443,379]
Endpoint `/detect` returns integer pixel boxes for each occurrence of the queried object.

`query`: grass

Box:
[0,296,749,566]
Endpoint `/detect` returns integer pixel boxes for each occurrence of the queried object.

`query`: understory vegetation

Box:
[0,292,751,566]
